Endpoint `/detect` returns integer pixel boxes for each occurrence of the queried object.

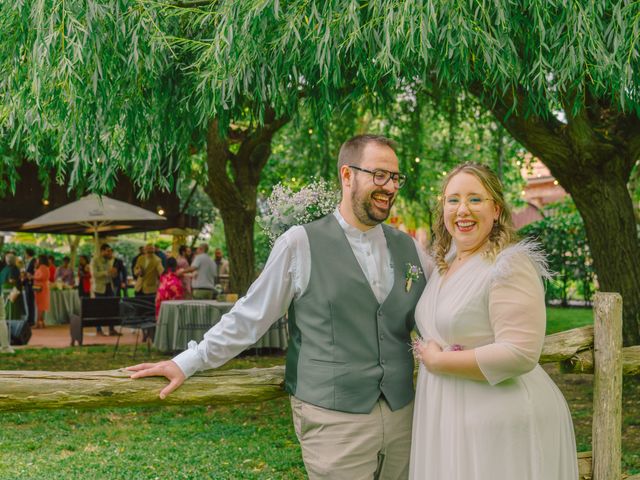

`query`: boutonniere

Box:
[405,263,423,292]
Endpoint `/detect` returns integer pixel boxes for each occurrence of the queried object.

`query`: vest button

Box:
[379,334,384,341]
[381,359,386,365]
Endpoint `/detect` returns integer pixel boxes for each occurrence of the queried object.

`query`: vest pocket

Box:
[308,358,346,366]
[328,301,336,345]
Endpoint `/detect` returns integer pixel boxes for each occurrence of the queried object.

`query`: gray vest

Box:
[284,215,426,414]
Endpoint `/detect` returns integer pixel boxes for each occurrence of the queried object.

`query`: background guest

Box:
[154,244,167,272]
[131,246,144,281]
[23,248,36,326]
[91,244,119,336]
[180,243,217,300]
[155,257,184,317]
[48,255,57,282]
[134,244,164,297]
[112,248,128,297]
[213,247,229,284]
[33,254,50,329]
[131,247,144,292]
[78,255,92,298]
[55,256,75,286]
[0,252,23,320]
[176,245,192,299]
[0,252,20,289]
[0,277,13,353]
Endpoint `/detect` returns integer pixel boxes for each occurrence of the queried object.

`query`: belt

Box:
[192,287,215,291]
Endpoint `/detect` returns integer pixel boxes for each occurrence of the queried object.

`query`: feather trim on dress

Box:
[490,239,553,284]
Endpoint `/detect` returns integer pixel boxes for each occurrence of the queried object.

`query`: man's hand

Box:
[126,360,186,400]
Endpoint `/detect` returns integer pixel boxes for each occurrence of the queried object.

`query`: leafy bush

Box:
[1,242,66,266]
[519,198,595,305]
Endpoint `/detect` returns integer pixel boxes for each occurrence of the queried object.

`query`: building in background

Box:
[512,156,567,229]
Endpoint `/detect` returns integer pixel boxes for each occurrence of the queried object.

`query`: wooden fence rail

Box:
[0,366,286,412]
[1,292,639,479]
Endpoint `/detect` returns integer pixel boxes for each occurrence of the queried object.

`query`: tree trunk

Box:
[67,235,81,269]
[219,204,256,296]
[569,175,640,346]
[203,112,289,295]
[478,86,640,345]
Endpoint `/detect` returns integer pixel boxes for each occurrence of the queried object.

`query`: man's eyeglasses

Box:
[444,195,494,211]
[349,165,407,188]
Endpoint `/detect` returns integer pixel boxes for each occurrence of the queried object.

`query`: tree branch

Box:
[468,81,575,177]
[205,119,241,208]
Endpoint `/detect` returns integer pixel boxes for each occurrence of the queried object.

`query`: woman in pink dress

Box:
[155,257,184,317]
[33,254,51,329]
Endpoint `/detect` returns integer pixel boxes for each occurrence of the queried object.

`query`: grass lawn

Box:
[0,349,304,480]
[546,306,593,334]
[0,307,637,478]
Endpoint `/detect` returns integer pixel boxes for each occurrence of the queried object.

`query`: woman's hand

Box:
[413,339,443,373]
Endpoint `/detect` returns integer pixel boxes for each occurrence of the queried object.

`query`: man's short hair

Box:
[25,248,35,257]
[100,243,111,251]
[337,134,396,178]
[199,243,209,253]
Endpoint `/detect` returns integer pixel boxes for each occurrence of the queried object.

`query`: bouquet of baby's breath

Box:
[259,179,340,245]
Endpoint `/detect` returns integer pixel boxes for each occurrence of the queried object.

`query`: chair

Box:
[114,296,156,358]
[71,297,121,346]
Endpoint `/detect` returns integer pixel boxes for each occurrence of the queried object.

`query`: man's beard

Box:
[351,183,394,226]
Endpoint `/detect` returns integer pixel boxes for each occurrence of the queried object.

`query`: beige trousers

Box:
[290,396,413,480]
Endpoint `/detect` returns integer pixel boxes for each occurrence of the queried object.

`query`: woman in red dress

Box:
[48,255,57,282]
[155,257,184,317]
[78,255,92,297]
[33,254,50,329]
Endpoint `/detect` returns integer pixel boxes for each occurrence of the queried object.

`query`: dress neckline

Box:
[439,253,484,290]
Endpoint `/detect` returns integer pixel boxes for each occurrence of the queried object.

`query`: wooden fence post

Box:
[592,292,623,480]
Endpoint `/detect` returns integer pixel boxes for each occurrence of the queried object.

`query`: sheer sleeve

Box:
[474,253,546,385]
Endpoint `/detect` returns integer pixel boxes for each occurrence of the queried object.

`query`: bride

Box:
[410,163,578,479]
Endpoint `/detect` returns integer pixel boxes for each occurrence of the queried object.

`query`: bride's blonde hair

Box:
[433,162,519,274]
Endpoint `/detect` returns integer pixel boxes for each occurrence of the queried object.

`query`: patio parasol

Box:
[22,194,166,253]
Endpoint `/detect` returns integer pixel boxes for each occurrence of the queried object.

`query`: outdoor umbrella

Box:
[22,194,166,254]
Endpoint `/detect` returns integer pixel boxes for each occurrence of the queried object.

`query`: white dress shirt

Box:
[173,210,433,377]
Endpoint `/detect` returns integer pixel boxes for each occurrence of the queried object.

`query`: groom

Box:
[128,134,430,479]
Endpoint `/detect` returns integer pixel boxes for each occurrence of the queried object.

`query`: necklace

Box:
[455,243,489,262]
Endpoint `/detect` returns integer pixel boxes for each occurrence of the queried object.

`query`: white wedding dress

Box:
[409,243,578,479]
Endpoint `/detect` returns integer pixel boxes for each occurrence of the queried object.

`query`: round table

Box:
[44,288,81,325]
[154,300,288,353]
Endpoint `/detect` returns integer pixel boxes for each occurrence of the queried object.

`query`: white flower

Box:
[259,179,340,245]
